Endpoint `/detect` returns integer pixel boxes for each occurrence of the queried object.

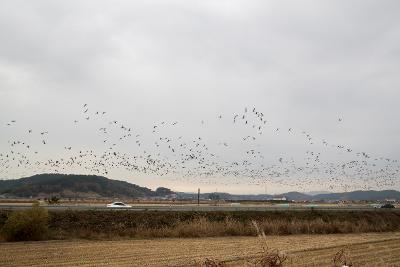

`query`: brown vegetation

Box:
[247,220,288,267]
[1,209,399,240]
[0,203,49,241]
[332,248,352,267]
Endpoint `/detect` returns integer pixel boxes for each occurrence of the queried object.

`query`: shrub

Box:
[1,203,49,241]
[46,196,60,205]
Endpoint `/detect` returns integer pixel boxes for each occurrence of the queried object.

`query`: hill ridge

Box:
[0,173,173,198]
[1,174,399,201]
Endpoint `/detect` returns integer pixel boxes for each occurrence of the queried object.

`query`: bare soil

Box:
[1,232,400,266]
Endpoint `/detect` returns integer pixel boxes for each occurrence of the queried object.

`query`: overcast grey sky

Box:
[1,1,400,194]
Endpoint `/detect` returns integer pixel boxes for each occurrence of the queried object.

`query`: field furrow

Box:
[1,232,400,267]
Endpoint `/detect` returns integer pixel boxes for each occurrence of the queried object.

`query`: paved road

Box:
[0,203,395,212]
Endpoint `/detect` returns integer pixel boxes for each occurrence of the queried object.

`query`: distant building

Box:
[271,196,287,201]
[167,194,177,200]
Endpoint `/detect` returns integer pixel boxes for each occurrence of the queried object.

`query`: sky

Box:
[1,1,400,194]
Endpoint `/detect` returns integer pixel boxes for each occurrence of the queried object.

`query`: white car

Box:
[106,202,132,208]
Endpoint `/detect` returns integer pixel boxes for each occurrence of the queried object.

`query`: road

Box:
[0,203,395,212]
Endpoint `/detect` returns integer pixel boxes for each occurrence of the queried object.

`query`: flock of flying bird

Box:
[1,104,399,192]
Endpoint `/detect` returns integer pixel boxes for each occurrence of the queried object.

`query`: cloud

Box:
[1,0,399,193]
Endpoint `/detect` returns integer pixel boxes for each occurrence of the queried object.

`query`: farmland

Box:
[1,232,400,266]
[1,206,400,266]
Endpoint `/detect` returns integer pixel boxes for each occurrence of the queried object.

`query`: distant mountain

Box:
[310,190,400,201]
[1,174,398,201]
[281,191,311,201]
[305,191,332,196]
[0,174,174,199]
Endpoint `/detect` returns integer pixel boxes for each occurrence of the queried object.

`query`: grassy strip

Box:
[1,209,400,240]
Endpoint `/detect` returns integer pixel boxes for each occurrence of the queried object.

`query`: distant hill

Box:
[0,174,174,199]
[310,190,400,201]
[281,192,311,201]
[1,174,398,201]
[305,191,332,196]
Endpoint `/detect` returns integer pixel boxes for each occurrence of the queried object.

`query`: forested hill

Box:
[0,174,173,198]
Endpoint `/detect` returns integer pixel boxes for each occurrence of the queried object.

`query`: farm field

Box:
[1,232,400,267]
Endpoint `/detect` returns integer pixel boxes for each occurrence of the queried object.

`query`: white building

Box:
[271,196,287,201]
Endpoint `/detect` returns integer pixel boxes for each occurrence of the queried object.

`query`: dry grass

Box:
[242,220,288,267]
[5,209,395,240]
[44,216,398,240]
[0,232,399,266]
[1,209,400,242]
[331,247,352,267]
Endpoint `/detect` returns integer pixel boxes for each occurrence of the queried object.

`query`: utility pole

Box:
[197,188,200,206]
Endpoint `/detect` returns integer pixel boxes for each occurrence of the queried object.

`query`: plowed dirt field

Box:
[1,232,400,266]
